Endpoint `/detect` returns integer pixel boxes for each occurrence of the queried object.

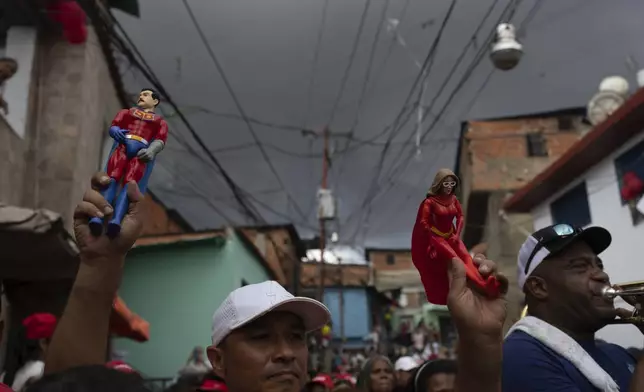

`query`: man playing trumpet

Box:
[503,224,644,392]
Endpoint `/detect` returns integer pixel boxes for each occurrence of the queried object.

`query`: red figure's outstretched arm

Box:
[455,198,464,237]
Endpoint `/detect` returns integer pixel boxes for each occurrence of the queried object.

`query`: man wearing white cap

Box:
[503,224,644,392]
[394,356,418,389]
[207,280,331,392]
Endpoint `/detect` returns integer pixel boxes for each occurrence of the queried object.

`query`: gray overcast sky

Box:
[115,0,644,248]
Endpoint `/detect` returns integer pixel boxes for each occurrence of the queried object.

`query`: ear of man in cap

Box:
[207,281,330,392]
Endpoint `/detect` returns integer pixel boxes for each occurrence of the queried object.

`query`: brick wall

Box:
[0,27,121,231]
[240,227,304,291]
[299,263,370,287]
[139,194,188,236]
[404,291,426,308]
[368,250,413,271]
[466,115,589,191]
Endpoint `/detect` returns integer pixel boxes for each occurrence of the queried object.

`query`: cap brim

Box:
[236,297,331,333]
[549,226,612,256]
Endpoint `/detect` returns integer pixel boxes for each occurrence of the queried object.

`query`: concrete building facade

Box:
[1,2,126,231]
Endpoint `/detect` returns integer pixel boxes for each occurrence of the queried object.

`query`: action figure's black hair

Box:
[140,88,160,106]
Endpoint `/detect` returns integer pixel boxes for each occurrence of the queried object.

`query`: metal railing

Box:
[142,377,174,392]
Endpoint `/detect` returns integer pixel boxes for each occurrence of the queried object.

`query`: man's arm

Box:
[45,175,143,374]
[457,333,503,392]
[446,256,507,392]
[45,255,123,374]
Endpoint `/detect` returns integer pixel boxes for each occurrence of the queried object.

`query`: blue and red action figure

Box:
[89,88,168,237]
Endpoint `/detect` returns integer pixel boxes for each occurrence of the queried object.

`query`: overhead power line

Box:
[342,0,520,243]
[343,0,458,243]
[303,0,330,129]
[180,0,309,224]
[333,0,392,191]
[327,0,373,126]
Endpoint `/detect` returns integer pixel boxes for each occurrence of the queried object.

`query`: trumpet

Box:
[519,281,644,325]
[603,280,644,325]
[601,286,644,299]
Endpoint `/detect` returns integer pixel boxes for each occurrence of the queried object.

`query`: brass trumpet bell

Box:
[603,280,644,298]
[604,280,644,325]
[520,281,644,325]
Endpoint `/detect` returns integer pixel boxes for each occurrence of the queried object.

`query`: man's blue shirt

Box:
[503,330,636,392]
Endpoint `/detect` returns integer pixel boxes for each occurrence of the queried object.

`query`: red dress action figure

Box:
[411,168,500,305]
[89,89,168,237]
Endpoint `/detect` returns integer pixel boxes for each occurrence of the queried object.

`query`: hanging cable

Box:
[326,0,373,126]
[180,0,309,223]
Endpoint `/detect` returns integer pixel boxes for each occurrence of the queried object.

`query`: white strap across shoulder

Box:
[505,316,620,392]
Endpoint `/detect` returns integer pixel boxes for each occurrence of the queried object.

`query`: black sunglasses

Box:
[524,224,581,274]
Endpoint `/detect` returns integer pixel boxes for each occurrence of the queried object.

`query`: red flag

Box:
[621,171,644,201]
[47,1,88,44]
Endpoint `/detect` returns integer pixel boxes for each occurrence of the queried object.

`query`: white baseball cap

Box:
[211,280,331,346]
[394,356,418,372]
[517,224,611,290]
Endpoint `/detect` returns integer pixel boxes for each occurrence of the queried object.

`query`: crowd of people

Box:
[3,172,644,392]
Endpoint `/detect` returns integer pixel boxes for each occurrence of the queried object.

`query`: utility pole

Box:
[318,126,329,303]
[317,127,332,374]
[338,252,345,343]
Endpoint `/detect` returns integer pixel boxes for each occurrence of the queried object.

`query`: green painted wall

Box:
[113,230,273,378]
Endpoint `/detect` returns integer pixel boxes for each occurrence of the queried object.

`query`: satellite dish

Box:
[598,76,629,97]
[587,76,629,126]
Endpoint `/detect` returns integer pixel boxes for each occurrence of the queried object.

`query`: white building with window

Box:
[504,87,644,349]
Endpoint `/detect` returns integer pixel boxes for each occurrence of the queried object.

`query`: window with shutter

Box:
[526,133,548,157]
[550,182,591,228]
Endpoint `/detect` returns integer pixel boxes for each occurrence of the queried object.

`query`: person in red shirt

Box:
[88,88,168,238]
[4,313,57,391]
[411,168,500,305]
[305,373,334,392]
